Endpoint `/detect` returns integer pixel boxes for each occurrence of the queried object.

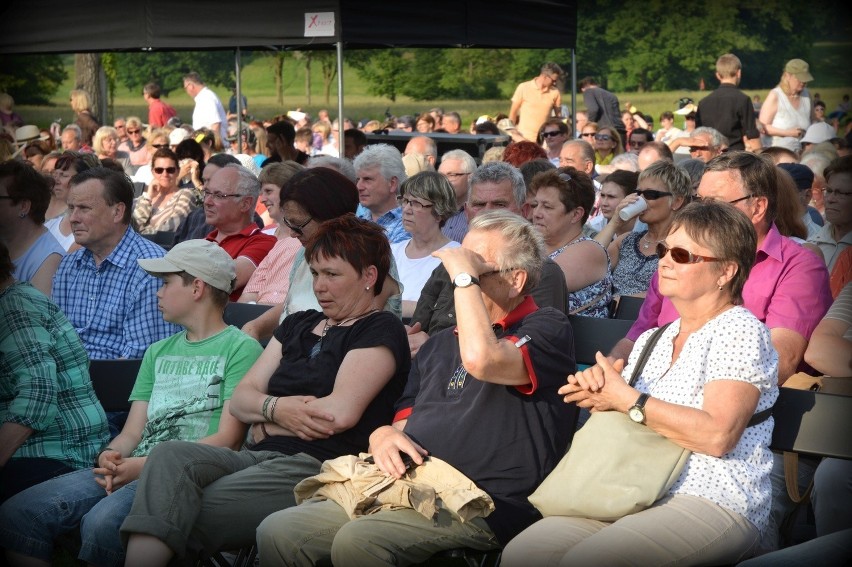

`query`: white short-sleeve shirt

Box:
[626,306,779,532]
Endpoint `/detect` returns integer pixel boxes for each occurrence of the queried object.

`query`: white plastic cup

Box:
[619,197,648,221]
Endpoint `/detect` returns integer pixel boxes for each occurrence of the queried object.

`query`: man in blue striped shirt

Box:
[354,144,411,244]
[52,168,180,361]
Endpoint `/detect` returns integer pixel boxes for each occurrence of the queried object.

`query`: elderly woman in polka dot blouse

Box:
[503,200,779,566]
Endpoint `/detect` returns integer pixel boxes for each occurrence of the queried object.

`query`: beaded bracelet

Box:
[267,396,280,422]
[261,395,275,421]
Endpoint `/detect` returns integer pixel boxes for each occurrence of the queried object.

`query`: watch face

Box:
[454,273,472,287]
[628,407,644,423]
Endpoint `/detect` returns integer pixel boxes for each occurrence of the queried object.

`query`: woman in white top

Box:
[503,200,778,566]
[759,59,815,153]
[391,171,459,318]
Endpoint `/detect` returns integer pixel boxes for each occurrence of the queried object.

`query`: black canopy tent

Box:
[0,0,578,147]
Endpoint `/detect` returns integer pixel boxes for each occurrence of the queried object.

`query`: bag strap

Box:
[627,323,774,428]
[568,289,610,316]
[627,323,671,387]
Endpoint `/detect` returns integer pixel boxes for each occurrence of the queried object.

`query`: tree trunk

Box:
[75,54,105,123]
[305,53,312,106]
[274,52,285,105]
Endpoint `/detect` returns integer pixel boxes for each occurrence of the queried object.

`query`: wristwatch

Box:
[628,393,650,424]
[452,272,480,289]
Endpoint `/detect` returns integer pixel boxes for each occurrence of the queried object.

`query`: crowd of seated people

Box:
[1,66,850,566]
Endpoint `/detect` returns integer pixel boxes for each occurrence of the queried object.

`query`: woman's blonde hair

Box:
[69,89,92,113]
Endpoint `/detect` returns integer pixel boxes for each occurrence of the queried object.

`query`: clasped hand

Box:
[273,395,336,441]
[93,453,144,494]
[559,352,635,413]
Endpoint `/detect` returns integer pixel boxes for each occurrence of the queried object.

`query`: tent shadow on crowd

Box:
[0,0,579,140]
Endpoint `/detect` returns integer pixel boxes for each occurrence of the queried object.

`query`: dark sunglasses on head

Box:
[153,166,177,175]
[636,189,672,200]
[594,134,612,141]
[656,242,720,264]
[542,130,563,138]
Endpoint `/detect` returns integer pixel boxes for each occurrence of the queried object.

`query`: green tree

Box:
[348,49,409,102]
[0,54,67,105]
[112,51,235,96]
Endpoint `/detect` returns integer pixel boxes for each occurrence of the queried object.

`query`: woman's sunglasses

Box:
[153,167,177,175]
[594,134,612,141]
[656,242,720,264]
[636,189,673,200]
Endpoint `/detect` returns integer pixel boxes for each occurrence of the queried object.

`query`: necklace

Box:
[640,234,651,250]
[309,308,378,358]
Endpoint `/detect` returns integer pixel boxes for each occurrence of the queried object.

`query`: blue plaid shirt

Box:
[52,227,180,359]
[356,204,410,244]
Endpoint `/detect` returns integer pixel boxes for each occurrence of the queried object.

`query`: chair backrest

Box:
[568,315,635,367]
[223,302,273,329]
[613,295,644,321]
[89,358,143,412]
[770,388,852,460]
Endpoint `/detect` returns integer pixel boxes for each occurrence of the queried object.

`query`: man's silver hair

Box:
[468,210,544,293]
[693,126,728,148]
[223,163,261,205]
[440,149,477,173]
[469,161,526,209]
[353,143,407,186]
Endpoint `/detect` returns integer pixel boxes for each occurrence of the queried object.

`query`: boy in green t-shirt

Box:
[0,239,264,567]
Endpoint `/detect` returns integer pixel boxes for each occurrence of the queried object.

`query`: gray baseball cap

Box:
[138,239,235,293]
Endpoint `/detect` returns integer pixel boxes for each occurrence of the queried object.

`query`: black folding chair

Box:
[88,358,143,412]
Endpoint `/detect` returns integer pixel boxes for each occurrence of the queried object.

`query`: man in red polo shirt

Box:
[203,164,276,300]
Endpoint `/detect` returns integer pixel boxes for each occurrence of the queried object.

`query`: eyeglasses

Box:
[688,145,711,152]
[727,195,754,205]
[202,190,245,201]
[542,130,563,138]
[152,144,169,150]
[594,134,612,142]
[479,268,518,278]
[636,189,672,200]
[824,186,852,198]
[0,195,13,200]
[153,166,177,175]
[656,242,720,264]
[397,196,434,211]
[281,215,313,236]
[127,129,141,135]
[581,132,596,138]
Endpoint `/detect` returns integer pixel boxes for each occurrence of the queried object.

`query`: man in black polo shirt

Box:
[696,53,761,152]
[256,210,577,566]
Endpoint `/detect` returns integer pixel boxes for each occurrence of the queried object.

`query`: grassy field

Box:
[16,45,852,134]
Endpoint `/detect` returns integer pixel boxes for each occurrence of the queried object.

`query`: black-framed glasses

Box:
[281,215,313,236]
[152,144,169,150]
[153,166,177,175]
[0,195,13,200]
[202,189,245,201]
[824,187,852,198]
[542,130,563,138]
[479,268,518,278]
[636,189,672,200]
[728,195,754,205]
[397,196,434,211]
[594,134,612,141]
[656,242,721,264]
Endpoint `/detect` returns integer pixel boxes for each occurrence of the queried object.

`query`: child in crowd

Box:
[0,239,263,567]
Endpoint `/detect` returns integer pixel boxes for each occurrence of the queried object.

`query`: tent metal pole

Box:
[571,48,576,137]
[236,47,243,153]
[336,41,344,156]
